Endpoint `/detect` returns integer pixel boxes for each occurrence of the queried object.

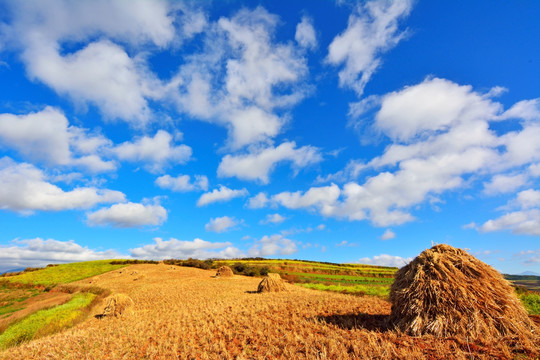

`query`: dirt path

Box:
[1,264,537,359]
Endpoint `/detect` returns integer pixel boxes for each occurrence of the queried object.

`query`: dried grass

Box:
[257,273,287,293]
[2,263,538,359]
[215,266,234,277]
[389,244,538,348]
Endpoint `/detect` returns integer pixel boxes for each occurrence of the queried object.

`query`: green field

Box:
[3,260,127,286]
[213,258,397,298]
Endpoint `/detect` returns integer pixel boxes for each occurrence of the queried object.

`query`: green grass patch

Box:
[517,291,540,315]
[0,282,43,317]
[4,260,126,286]
[297,283,390,298]
[0,292,96,350]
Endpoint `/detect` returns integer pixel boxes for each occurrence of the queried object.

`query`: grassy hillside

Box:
[2,260,126,287]
[0,261,125,350]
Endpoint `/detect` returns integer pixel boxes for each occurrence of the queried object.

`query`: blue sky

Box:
[0,0,539,274]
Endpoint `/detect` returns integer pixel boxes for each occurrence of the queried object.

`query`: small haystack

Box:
[98,294,134,317]
[257,273,287,293]
[389,244,537,342]
[215,266,234,277]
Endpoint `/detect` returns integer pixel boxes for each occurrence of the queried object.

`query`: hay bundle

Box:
[389,244,537,342]
[99,294,134,317]
[257,273,287,293]
[215,266,234,277]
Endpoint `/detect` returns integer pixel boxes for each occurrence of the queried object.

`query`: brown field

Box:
[1,263,538,359]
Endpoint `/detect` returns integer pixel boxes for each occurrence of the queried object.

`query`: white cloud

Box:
[272,184,340,211]
[171,7,309,148]
[5,1,176,125]
[483,174,527,195]
[501,98,540,122]
[357,254,412,268]
[0,107,115,173]
[380,229,396,240]
[218,142,322,183]
[248,234,297,257]
[516,249,540,265]
[197,186,248,207]
[261,213,286,225]
[246,192,270,209]
[479,189,540,236]
[0,238,123,273]
[155,174,209,192]
[480,210,540,236]
[0,157,125,213]
[281,79,540,226]
[205,216,240,233]
[295,16,317,49]
[129,237,243,260]
[113,130,192,173]
[327,0,413,95]
[87,202,167,228]
[372,77,501,142]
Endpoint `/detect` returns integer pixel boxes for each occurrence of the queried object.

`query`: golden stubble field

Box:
[1,264,538,360]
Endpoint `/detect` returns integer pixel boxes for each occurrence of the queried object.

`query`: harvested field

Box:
[1,263,538,359]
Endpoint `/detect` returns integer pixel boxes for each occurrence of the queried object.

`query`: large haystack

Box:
[98,293,134,317]
[389,244,537,342]
[215,266,234,277]
[257,273,287,293]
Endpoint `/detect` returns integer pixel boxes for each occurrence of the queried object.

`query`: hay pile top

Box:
[99,293,133,318]
[215,266,234,277]
[389,244,537,342]
[257,273,287,293]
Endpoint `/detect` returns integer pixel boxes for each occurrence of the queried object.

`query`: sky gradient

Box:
[0,0,539,274]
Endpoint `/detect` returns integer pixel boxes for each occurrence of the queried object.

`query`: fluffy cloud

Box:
[171,7,309,148]
[155,174,208,192]
[483,174,527,195]
[373,78,501,142]
[197,186,248,207]
[272,184,340,211]
[113,130,192,173]
[357,254,412,268]
[380,229,396,240]
[327,0,413,95]
[480,210,540,236]
[0,157,124,213]
[246,192,270,209]
[129,237,243,260]
[0,107,115,172]
[248,234,297,257]
[261,213,286,225]
[218,142,322,183]
[205,216,240,233]
[303,79,540,226]
[87,201,167,228]
[0,238,123,273]
[295,16,317,49]
[4,1,176,125]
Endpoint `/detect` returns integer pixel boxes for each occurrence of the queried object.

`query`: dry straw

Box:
[215,266,234,277]
[257,273,287,293]
[98,293,134,317]
[389,244,537,345]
